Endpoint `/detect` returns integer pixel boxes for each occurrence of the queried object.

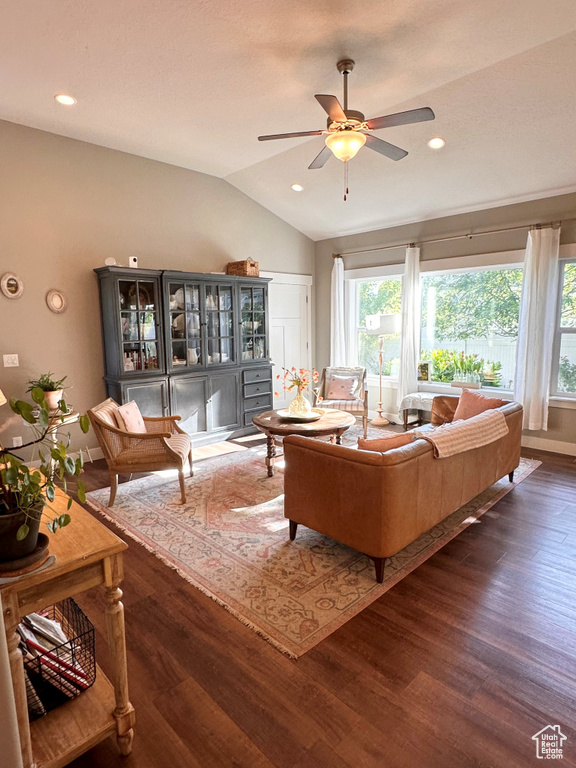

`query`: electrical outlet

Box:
[3,353,19,367]
[12,436,23,447]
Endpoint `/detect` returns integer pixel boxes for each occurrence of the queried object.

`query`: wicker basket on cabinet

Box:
[226,260,259,277]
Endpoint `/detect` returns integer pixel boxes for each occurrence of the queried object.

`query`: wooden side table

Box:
[1,488,135,768]
[252,408,356,476]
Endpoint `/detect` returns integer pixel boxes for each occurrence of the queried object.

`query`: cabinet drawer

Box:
[243,368,272,384]
[243,393,273,413]
[243,381,272,398]
[244,408,269,427]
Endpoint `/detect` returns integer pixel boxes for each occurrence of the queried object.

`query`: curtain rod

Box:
[336,217,573,258]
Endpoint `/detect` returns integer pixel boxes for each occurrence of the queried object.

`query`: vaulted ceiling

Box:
[2,1,576,240]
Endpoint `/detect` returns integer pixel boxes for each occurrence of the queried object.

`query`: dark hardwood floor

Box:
[69,446,576,768]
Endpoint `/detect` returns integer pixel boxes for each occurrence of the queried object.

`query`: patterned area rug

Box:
[86,448,539,657]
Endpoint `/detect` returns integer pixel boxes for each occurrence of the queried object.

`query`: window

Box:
[356,277,402,375]
[552,260,576,396]
[420,266,523,390]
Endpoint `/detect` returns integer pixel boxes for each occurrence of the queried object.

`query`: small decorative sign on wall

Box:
[1,272,24,299]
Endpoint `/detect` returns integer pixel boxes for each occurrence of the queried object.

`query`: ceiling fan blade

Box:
[258,130,324,141]
[308,145,332,170]
[364,134,408,161]
[315,94,347,123]
[366,107,435,131]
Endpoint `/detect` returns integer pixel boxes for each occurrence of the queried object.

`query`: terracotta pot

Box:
[0,505,43,563]
[43,390,63,410]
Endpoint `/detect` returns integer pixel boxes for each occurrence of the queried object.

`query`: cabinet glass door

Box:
[205,284,235,365]
[119,279,160,372]
[167,282,203,370]
[240,286,266,361]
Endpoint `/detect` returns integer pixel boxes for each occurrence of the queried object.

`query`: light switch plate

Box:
[3,354,19,367]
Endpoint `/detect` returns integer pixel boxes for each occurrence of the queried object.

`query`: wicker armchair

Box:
[314,367,369,438]
[88,398,193,507]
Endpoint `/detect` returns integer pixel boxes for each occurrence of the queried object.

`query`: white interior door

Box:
[267,278,311,410]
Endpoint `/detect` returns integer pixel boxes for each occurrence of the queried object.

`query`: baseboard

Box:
[26,445,104,468]
[521,435,576,457]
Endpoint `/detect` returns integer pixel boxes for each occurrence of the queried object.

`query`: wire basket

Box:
[225,259,259,277]
[23,598,96,720]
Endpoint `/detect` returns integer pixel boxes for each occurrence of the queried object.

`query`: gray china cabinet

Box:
[95,266,272,443]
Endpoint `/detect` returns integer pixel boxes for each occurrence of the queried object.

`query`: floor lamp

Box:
[366,313,402,426]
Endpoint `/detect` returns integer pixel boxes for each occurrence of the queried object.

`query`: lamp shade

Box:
[0,389,6,407]
[325,130,366,163]
[365,313,402,335]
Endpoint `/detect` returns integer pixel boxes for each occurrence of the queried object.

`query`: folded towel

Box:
[414,409,508,458]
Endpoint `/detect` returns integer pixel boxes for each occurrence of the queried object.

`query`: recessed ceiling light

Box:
[427,137,445,149]
[291,184,303,192]
[55,94,77,106]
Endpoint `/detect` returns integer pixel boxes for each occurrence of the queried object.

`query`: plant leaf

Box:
[17,523,30,541]
[79,414,90,434]
[46,484,55,502]
[77,481,86,504]
[31,387,46,405]
[58,513,71,527]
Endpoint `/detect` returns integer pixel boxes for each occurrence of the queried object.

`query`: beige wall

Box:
[315,192,576,449]
[0,120,314,456]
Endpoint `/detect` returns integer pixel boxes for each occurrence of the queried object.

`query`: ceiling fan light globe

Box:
[325,130,366,162]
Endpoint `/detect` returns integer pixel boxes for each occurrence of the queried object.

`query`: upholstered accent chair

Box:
[88,398,193,507]
[314,367,368,438]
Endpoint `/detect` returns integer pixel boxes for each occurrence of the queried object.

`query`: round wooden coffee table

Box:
[252,408,356,476]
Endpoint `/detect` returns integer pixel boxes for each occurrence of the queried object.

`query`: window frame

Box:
[419,259,524,394]
[344,265,404,383]
[550,257,576,399]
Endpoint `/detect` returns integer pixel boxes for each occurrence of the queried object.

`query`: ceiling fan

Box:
[258,59,435,170]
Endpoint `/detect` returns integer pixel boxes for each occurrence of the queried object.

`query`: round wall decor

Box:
[46,289,67,314]
[1,272,24,299]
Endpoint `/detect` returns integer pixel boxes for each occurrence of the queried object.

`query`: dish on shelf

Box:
[276,409,324,422]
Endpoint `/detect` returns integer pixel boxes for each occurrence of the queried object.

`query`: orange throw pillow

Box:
[358,432,414,452]
[453,388,506,421]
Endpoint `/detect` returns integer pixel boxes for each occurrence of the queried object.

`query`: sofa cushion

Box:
[453,388,506,421]
[358,432,414,452]
[326,375,358,400]
[116,401,147,433]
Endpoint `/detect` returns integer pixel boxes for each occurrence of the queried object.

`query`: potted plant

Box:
[0,387,90,565]
[26,372,68,411]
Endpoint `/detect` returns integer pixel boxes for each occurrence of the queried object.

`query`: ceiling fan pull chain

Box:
[344,162,349,201]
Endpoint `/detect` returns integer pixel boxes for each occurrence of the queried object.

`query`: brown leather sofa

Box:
[283,396,522,582]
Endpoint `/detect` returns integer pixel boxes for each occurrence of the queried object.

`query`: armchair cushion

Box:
[319,398,365,413]
[116,433,191,464]
[95,399,120,427]
[116,401,146,433]
[453,389,506,421]
[326,374,359,400]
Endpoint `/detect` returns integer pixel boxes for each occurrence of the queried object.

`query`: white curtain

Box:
[397,246,421,410]
[0,593,24,768]
[330,255,347,366]
[514,226,560,430]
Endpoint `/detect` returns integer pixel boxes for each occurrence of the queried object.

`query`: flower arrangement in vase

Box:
[276,367,319,417]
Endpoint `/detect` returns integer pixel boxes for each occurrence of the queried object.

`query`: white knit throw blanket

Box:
[414,409,509,459]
